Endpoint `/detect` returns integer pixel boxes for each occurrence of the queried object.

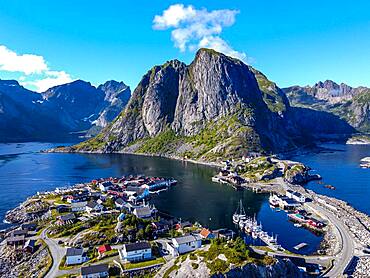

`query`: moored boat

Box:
[233,199,247,224]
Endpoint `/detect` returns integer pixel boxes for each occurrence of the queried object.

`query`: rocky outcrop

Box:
[68,49,355,162]
[284,81,370,132]
[283,163,321,184]
[212,258,305,278]
[168,256,305,278]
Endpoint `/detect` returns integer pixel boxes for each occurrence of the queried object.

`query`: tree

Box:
[145,224,153,238]
[105,198,115,209]
[137,228,144,240]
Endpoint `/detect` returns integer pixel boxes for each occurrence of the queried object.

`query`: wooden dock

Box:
[294,242,308,250]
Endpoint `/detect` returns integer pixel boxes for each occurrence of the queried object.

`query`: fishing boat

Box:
[233,200,247,224]
[269,194,280,207]
[324,184,336,190]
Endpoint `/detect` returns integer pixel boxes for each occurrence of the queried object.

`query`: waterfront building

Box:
[286,190,306,203]
[81,263,109,278]
[133,206,152,219]
[281,198,301,210]
[125,186,150,202]
[119,242,152,262]
[167,234,202,256]
[99,181,114,192]
[66,248,84,265]
[200,228,215,239]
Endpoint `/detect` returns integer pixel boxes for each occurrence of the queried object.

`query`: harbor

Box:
[233,200,283,251]
[1,142,369,276]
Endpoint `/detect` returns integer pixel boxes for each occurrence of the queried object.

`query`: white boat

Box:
[269,194,280,207]
[294,223,302,227]
[233,199,247,224]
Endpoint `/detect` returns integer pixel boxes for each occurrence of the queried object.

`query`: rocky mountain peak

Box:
[0,79,21,87]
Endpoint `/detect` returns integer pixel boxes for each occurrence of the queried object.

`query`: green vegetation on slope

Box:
[197,237,275,275]
[73,133,106,152]
[133,108,262,162]
[251,67,287,113]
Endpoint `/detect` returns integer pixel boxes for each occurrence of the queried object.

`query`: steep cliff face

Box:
[73,49,317,159]
[69,49,355,160]
[89,80,131,135]
[284,81,370,132]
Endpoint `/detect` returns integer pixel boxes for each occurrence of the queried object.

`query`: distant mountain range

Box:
[2,49,368,158]
[0,79,130,142]
[64,49,358,162]
[283,80,369,132]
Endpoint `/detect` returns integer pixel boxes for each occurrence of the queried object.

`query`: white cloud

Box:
[0,44,74,92]
[198,36,246,61]
[21,71,73,92]
[153,4,247,62]
[0,45,48,75]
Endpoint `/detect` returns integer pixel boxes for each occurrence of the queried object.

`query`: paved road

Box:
[41,229,76,278]
[307,203,355,277]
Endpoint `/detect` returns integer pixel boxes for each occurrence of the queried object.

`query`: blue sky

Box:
[0,0,370,91]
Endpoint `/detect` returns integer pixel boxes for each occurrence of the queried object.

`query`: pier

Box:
[294,243,308,250]
[233,201,284,251]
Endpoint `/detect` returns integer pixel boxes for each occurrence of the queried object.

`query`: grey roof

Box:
[293,192,303,197]
[86,201,98,208]
[7,235,25,242]
[70,201,87,207]
[12,229,28,236]
[284,199,300,205]
[21,223,37,230]
[60,213,76,222]
[124,241,151,252]
[115,198,125,205]
[134,206,151,217]
[81,264,108,275]
[66,247,83,256]
[173,235,200,245]
[126,186,144,194]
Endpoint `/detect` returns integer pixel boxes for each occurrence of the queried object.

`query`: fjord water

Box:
[7,143,370,254]
[292,144,370,215]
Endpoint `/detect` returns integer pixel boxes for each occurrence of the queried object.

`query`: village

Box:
[0,155,368,277]
[211,153,370,277]
[0,175,249,278]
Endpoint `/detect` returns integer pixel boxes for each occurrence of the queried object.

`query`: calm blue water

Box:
[292,144,370,215]
[6,142,368,254]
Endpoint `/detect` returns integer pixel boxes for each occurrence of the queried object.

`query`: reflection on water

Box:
[0,142,325,254]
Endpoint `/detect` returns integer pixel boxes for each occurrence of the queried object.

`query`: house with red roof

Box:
[200,228,215,239]
[98,244,112,255]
